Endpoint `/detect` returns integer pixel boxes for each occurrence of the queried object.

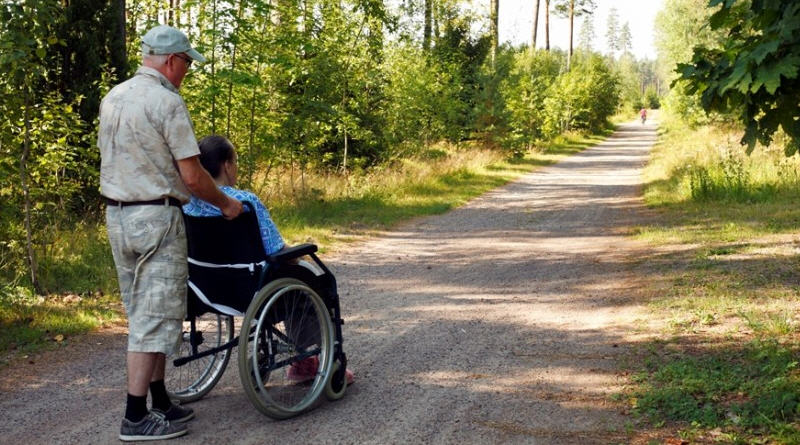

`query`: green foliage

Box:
[0,0,103,290]
[552,0,596,18]
[382,45,466,152]
[655,0,726,124]
[677,0,800,154]
[644,86,661,109]
[543,53,619,136]
[500,49,562,148]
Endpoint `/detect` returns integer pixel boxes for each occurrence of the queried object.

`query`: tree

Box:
[490,0,499,67]
[605,6,619,57]
[544,0,550,50]
[678,0,800,154]
[0,0,90,292]
[577,14,595,51]
[654,0,725,124]
[553,0,596,69]
[618,22,632,54]
[424,0,433,51]
[532,0,540,50]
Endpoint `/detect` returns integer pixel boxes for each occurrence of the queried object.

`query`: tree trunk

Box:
[247,14,271,189]
[423,0,432,51]
[490,0,499,67]
[532,0,540,50]
[21,92,41,294]
[342,126,348,173]
[226,0,245,138]
[210,0,218,133]
[567,0,574,70]
[113,0,127,79]
[544,0,550,50]
[433,1,440,41]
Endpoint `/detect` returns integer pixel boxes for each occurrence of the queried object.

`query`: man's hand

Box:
[221,195,243,220]
[178,156,243,218]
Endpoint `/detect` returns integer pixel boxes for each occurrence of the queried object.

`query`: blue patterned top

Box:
[182,186,285,255]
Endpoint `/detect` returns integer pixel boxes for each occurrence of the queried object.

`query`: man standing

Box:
[98,25,243,441]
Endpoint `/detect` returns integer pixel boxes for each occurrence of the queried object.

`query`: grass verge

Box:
[626,116,800,444]
[0,129,611,362]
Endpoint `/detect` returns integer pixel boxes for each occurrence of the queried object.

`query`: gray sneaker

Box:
[119,411,187,442]
[152,403,194,423]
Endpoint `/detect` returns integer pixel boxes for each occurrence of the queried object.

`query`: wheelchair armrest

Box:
[267,243,318,264]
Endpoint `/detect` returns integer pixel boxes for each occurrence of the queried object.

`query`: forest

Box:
[0,0,660,296]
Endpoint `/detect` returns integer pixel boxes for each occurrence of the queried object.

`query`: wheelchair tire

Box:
[166,313,234,403]
[238,278,335,419]
[324,359,347,401]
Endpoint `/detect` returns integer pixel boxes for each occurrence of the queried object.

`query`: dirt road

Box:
[0,120,658,444]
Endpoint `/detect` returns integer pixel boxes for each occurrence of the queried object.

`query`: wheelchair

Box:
[164,202,348,419]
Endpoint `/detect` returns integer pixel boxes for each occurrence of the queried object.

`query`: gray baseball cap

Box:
[141,25,206,63]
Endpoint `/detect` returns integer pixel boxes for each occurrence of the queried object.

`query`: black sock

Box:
[149,379,172,411]
[125,394,148,422]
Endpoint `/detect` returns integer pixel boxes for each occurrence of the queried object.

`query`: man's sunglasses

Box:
[174,53,193,68]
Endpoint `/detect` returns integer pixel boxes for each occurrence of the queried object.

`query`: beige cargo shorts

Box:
[106,204,187,355]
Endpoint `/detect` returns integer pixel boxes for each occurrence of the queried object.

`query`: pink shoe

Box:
[287,356,319,383]
[344,368,355,385]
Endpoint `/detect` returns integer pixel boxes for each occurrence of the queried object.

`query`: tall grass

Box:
[643,118,800,207]
[630,116,800,444]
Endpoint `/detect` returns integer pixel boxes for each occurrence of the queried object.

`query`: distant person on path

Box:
[182,135,356,385]
[640,107,648,124]
[98,25,243,441]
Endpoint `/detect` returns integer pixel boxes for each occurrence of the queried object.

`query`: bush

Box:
[500,49,562,150]
[543,53,619,137]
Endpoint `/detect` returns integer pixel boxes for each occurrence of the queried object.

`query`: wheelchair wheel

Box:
[238,278,334,419]
[166,312,234,403]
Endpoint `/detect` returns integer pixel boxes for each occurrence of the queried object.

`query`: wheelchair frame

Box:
[167,202,348,418]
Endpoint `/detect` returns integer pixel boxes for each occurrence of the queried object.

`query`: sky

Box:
[497,0,665,59]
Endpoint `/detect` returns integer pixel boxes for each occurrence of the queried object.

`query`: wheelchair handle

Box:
[239,200,256,215]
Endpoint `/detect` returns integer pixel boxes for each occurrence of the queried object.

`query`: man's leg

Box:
[149,354,173,411]
[147,345,196,422]
[126,351,159,422]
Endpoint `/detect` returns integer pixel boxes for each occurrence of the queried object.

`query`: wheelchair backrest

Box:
[183,202,268,317]
[183,201,267,264]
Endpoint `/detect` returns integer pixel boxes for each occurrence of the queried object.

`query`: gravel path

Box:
[0,120,657,444]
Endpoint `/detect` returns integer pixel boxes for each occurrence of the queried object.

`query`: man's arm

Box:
[176,156,243,219]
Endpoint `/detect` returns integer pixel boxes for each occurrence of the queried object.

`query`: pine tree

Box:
[553,0,595,68]
[577,14,595,51]
[619,21,633,54]
[605,6,619,57]
[532,0,540,50]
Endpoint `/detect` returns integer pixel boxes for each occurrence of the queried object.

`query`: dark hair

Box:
[197,135,235,178]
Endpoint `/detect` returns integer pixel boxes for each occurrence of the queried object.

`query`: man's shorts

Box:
[106,204,188,355]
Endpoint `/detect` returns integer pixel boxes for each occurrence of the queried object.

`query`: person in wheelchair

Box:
[183,135,353,385]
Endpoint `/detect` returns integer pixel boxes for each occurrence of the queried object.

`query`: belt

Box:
[104,197,182,207]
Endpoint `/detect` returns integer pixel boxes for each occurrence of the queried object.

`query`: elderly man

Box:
[98,25,242,441]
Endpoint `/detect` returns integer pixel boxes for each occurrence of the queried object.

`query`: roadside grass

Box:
[0,129,610,361]
[628,116,800,444]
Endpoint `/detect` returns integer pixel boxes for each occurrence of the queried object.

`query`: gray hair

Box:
[142,53,169,67]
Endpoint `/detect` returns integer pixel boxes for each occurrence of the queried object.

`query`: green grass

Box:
[627,116,800,444]
[0,287,123,362]
[0,129,610,360]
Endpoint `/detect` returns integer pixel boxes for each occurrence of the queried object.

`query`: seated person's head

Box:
[198,135,237,186]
